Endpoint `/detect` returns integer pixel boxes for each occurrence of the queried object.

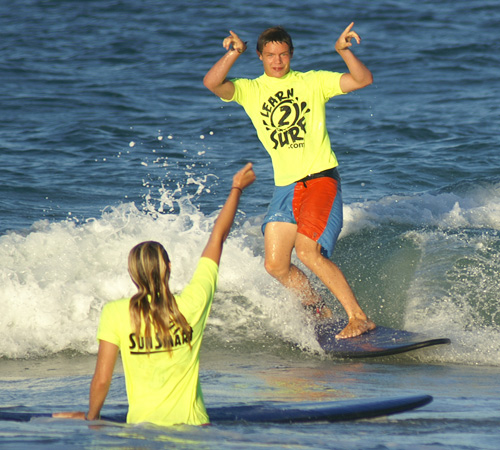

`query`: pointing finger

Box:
[342,22,354,35]
[229,30,240,40]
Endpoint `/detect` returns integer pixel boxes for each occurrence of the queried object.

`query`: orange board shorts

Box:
[262,170,343,258]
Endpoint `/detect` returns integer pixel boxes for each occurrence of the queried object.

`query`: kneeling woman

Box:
[55,163,255,426]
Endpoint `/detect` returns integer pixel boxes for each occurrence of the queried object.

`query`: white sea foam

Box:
[1,181,499,364]
[0,198,317,359]
[342,180,500,235]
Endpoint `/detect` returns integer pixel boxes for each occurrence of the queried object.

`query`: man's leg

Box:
[264,221,325,307]
[295,232,375,338]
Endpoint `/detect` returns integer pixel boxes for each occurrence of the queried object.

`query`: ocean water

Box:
[1,0,499,448]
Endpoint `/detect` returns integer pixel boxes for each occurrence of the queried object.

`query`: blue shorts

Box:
[262,173,343,258]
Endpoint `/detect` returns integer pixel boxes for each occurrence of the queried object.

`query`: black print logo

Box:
[260,88,310,150]
[128,325,192,355]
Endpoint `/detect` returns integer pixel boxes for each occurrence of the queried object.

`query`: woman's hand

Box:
[232,162,256,192]
[52,411,87,420]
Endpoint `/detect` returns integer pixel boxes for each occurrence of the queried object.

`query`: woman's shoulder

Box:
[101,297,130,316]
[175,258,219,312]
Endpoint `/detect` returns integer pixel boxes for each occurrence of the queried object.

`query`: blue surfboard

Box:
[0,394,432,424]
[316,320,451,358]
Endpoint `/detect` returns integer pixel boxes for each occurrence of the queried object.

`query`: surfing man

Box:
[203,23,375,338]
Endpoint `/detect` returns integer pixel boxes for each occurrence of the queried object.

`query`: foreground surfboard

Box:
[0,394,432,424]
[316,321,451,358]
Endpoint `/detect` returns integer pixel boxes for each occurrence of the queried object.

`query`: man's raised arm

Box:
[335,22,374,94]
[203,30,247,100]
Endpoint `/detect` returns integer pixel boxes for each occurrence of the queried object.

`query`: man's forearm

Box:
[203,50,241,99]
[338,48,373,86]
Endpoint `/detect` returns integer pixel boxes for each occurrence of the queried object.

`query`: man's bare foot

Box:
[317,305,333,320]
[303,301,333,320]
[335,316,376,339]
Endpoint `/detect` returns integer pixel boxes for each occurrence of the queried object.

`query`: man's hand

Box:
[223,30,247,54]
[335,22,361,52]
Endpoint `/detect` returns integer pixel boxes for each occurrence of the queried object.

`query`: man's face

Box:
[258,41,292,78]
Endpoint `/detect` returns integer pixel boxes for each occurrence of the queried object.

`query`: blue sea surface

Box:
[1,1,500,449]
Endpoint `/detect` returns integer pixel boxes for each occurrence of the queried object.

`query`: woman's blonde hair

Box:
[128,241,191,354]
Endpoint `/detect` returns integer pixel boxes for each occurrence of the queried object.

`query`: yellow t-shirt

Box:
[97,257,218,426]
[225,70,345,186]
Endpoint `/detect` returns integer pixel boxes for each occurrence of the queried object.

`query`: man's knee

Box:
[264,257,288,280]
[295,240,323,267]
